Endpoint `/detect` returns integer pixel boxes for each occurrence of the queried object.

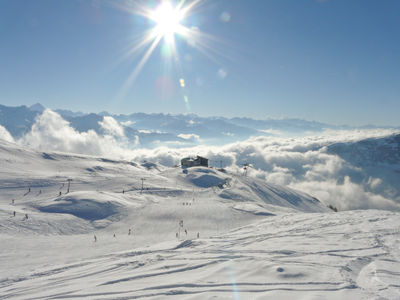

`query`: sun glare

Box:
[151,2,184,44]
[114,0,228,107]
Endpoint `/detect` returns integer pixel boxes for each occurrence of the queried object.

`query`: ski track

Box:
[1,211,399,299]
[0,140,399,299]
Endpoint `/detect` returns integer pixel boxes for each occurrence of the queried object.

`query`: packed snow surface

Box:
[0,139,399,299]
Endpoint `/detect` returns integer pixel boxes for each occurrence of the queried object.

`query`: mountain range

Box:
[2,103,393,147]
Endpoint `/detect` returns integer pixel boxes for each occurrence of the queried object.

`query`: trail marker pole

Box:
[67,179,73,193]
[140,178,146,194]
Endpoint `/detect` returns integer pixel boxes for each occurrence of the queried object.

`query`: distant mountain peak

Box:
[29,103,46,112]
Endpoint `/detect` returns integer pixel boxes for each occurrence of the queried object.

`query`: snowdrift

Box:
[4,140,398,299]
[37,191,122,221]
[0,210,399,299]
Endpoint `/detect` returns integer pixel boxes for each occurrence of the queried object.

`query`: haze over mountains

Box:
[1,104,400,298]
[1,103,400,212]
[1,103,396,147]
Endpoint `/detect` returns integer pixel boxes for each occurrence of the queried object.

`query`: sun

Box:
[150,1,185,44]
[112,0,228,104]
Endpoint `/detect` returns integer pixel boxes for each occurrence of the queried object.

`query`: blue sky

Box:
[0,0,399,126]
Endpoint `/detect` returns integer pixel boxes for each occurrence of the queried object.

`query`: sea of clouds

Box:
[1,109,399,211]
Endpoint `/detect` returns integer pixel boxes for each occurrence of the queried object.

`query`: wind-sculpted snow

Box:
[184,168,227,188]
[0,140,399,299]
[0,211,399,299]
[37,191,122,221]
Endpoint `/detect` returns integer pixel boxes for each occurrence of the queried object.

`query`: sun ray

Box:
[116,30,158,67]
[111,0,233,108]
[117,34,163,100]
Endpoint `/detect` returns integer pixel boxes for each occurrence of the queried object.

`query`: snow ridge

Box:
[0,139,399,299]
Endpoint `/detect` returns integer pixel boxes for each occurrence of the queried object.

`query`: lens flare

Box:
[112,0,232,109]
[184,95,191,110]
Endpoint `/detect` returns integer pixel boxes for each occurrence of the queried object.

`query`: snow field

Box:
[0,139,399,299]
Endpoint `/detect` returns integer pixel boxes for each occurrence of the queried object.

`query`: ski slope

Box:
[0,139,399,299]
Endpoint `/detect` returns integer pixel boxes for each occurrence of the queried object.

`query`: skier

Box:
[59,191,62,196]
[13,211,16,217]
[25,213,28,220]
[113,233,116,238]
[185,229,187,236]
[128,228,131,235]
[11,199,14,204]
[94,234,97,242]
[122,189,125,194]
[197,232,199,238]
[28,187,31,192]
[176,232,178,238]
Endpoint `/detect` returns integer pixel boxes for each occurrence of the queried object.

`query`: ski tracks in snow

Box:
[0,210,399,299]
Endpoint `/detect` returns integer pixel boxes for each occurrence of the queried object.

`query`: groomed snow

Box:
[0,139,399,299]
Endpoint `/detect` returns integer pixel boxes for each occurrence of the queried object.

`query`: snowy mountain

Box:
[1,103,399,150]
[54,108,86,118]
[228,116,338,132]
[0,103,378,147]
[0,138,329,223]
[0,104,38,138]
[1,103,399,211]
[28,103,45,113]
[0,139,399,299]
[113,112,259,141]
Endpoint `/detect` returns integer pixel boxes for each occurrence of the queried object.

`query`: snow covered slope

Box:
[0,138,329,236]
[1,210,399,299]
[0,139,399,299]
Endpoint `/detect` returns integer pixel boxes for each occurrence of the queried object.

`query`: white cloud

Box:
[99,116,124,137]
[15,113,400,211]
[18,110,137,159]
[178,133,200,141]
[0,125,14,143]
[138,129,166,134]
[138,129,152,134]
[258,129,283,136]
[121,120,134,127]
[124,129,400,211]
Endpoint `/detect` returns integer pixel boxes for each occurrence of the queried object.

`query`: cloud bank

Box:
[12,110,400,212]
[18,109,136,159]
[99,116,125,137]
[125,131,400,211]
